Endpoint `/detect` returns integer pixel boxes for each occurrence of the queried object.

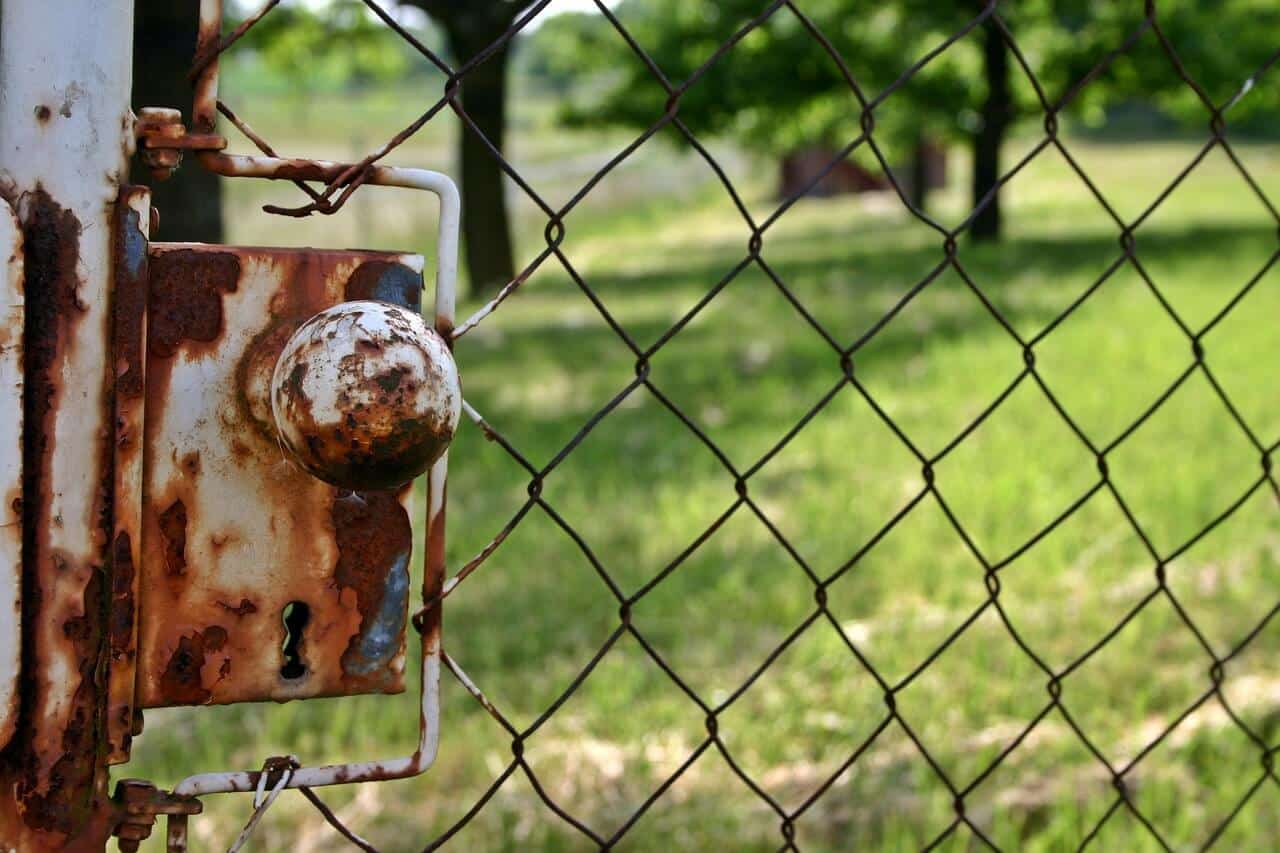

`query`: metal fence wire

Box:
[186,0,1280,849]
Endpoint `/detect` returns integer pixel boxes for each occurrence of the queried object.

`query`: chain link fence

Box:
[180,1,1280,848]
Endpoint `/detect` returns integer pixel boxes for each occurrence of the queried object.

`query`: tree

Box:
[564,0,1280,241]
[556,0,969,216]
[971,13,1010,241]
[516,9,621,97]
[403,1,526,294]
[133,0,224,242]
[235,2,421,94]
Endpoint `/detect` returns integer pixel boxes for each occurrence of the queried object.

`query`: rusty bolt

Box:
[271,300,461,490]
[137,106,183,128]
[142,147,183,181]
[136,107,186,181]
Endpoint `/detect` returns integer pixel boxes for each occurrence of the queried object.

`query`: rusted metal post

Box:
[0,0,137,847]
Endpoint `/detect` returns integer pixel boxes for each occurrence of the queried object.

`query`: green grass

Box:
[126,114,1280,852]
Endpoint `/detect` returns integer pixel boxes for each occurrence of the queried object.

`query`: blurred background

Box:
[127,1,1280,849]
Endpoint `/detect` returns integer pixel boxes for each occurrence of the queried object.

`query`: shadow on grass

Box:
[443,218,1278,690]
[468,220,1275,440]
[131,207,1280,851]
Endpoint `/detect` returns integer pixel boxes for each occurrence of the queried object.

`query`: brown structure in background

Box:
[779,139,948,203]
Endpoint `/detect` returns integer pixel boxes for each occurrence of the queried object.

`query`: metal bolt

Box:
[135,107,186,181]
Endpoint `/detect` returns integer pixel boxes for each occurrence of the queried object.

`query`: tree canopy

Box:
[552,0,1280,235]
[226,0,441,95]
[566,0,1280,145]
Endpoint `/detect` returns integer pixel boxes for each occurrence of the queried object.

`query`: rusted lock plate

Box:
[137,244,425,707]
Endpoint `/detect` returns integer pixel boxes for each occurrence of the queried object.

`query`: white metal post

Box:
[0,0,136,847]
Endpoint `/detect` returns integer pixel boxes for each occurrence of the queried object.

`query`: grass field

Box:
[126,89,1280,851]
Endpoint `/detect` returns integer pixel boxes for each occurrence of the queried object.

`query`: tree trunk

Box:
[131,0,223,242]
[446,28,516,295]
[970,16,1010,242]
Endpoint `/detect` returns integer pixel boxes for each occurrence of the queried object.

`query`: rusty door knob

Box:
[270,300,461,490]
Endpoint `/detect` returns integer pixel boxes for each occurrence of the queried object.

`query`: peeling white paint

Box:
[0,198,23,752]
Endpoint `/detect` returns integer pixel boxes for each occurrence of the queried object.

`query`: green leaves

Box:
[548,0,1280,160]
[226,0,440,95]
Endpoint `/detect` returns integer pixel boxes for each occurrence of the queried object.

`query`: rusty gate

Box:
[2,0,1280,850]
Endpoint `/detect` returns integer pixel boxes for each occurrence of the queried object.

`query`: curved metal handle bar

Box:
[196,152,459,333]
[170,154,458,800]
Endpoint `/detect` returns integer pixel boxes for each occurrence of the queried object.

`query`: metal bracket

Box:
[135,107,227,181]
[130,3,462,836]
[111,779,202,853]
[130,161,460,845]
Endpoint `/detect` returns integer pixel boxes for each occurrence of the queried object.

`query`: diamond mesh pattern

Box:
[194,1,1280,849]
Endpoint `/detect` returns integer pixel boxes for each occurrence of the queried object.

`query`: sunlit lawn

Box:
[127,115,1280,851]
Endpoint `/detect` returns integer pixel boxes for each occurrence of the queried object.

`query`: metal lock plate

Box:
[136,244,426,707]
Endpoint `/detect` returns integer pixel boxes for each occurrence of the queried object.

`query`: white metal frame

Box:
[169,163,459,803]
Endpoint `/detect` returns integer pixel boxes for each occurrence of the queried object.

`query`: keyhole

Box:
[280,600,310,680]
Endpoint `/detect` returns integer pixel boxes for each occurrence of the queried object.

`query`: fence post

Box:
[0,0,137,847]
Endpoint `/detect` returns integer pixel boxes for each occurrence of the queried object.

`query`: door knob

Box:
[271,299,460,491]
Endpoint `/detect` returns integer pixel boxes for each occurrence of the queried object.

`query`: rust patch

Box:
[112,198,148,400]
[434,314,455,341]
[139,245,422,707]
[106,187,149,767]
[292,411,445,493]
[157,500,187,577]
[375,366,410,393]
[147,249,240,358]
[107,532,135,759]
[215,598,257,618]
[33,105,51,123]
[109,533,134,659]
[157,626,229,706]
[286,361,308,398]
[421,482,447,643]
[331,489,412,683]
[1,187,115,839]
[344,260,422,308]
[267,160,349,184]
[17,573,106,837]
[235,320,303,437]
